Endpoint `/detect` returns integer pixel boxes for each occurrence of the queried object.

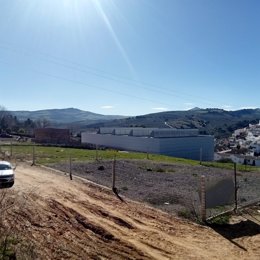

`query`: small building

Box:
[230,154,260,167]
[34,128,70,144]
[82,127,214,161]
[251,142,260,154]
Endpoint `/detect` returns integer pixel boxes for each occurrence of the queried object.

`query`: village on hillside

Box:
[216,121,260,166]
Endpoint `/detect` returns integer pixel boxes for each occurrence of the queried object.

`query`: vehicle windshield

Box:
[0,164,12,170]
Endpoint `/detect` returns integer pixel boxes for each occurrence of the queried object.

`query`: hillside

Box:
[8,108,260,138]
[1,162,259,259]
[10,108,126,125]
[86,108,260,138]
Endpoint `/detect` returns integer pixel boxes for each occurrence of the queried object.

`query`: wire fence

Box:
[0,142,260,221]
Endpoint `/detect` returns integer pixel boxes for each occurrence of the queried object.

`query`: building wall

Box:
[230,154,260,166]
[34,128,70,144]
[252,143,260,153]
[158,136,214,161]
[81,132,214,161]
[82,133,161,153]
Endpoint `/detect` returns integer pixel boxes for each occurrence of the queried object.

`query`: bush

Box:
[207,214,230,225]
[217,158,233,163]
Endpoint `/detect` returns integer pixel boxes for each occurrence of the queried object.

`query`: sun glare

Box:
[90,0,137,78]
[19,0,136,78]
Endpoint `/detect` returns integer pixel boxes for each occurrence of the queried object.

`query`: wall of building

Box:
[34,128,70,144]
[230,154,260,166]
[82,133,160,153]
[158,135,214,161]
[81,132,214,161]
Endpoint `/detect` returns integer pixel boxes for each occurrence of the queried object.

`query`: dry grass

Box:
[0,189,37,259]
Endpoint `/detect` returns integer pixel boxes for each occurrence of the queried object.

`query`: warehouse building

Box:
[81,127,214,161]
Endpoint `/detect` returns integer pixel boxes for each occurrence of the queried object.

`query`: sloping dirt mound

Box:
[1,163,259,259]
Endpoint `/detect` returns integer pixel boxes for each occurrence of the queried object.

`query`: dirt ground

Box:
[51,160,260,218]
[0,162,259,259]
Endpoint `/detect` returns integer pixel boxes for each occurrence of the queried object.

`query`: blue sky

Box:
[0,0,259,116]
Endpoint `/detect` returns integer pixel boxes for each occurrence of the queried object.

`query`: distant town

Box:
[216,121,260,166]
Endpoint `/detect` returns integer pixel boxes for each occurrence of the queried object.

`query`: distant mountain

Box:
[189,107,203,111]
[10,108,126,126]
[9,107,260,138]
[86,108,260,138]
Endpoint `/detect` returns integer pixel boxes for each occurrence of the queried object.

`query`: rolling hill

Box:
[10,108,126,126]
[9,107,260,138]
[86,108,260,138]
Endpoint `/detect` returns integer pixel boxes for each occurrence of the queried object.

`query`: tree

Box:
[0,106,20,133]
[0,106,49,136]
[0,106,8,132]
[35,118,50,128]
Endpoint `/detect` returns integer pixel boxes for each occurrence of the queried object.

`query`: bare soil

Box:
[1,162,260,259]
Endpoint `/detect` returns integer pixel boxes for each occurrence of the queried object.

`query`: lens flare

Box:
[90,0,137,79]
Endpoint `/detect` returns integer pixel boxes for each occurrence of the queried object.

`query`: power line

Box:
[0,58,173,107]
[0,42,222,107]
[34,70,174,107]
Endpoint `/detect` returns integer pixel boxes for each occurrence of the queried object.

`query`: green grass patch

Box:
[1,144,260,172]
[0,235,18,259]
[0,144,201,165]
[202,161,260,172]
[207,214,231,225]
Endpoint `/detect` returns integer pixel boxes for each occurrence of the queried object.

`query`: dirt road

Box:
[2,163,260,259]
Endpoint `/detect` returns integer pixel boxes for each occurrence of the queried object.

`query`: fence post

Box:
[69,154,73,180]
[200,147,202,165]
[32,145,36,166]
[10,141,13,158]
[95,144,98,161]
[234,163,238,212]
[200,175,206,222]
[112,155,116,191]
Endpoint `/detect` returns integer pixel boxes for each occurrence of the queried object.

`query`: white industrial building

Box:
[81,127,214,161]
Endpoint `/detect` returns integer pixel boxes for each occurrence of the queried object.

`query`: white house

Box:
[230,154,260,166]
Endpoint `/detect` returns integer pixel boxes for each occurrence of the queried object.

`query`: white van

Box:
[0,161,15,188]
